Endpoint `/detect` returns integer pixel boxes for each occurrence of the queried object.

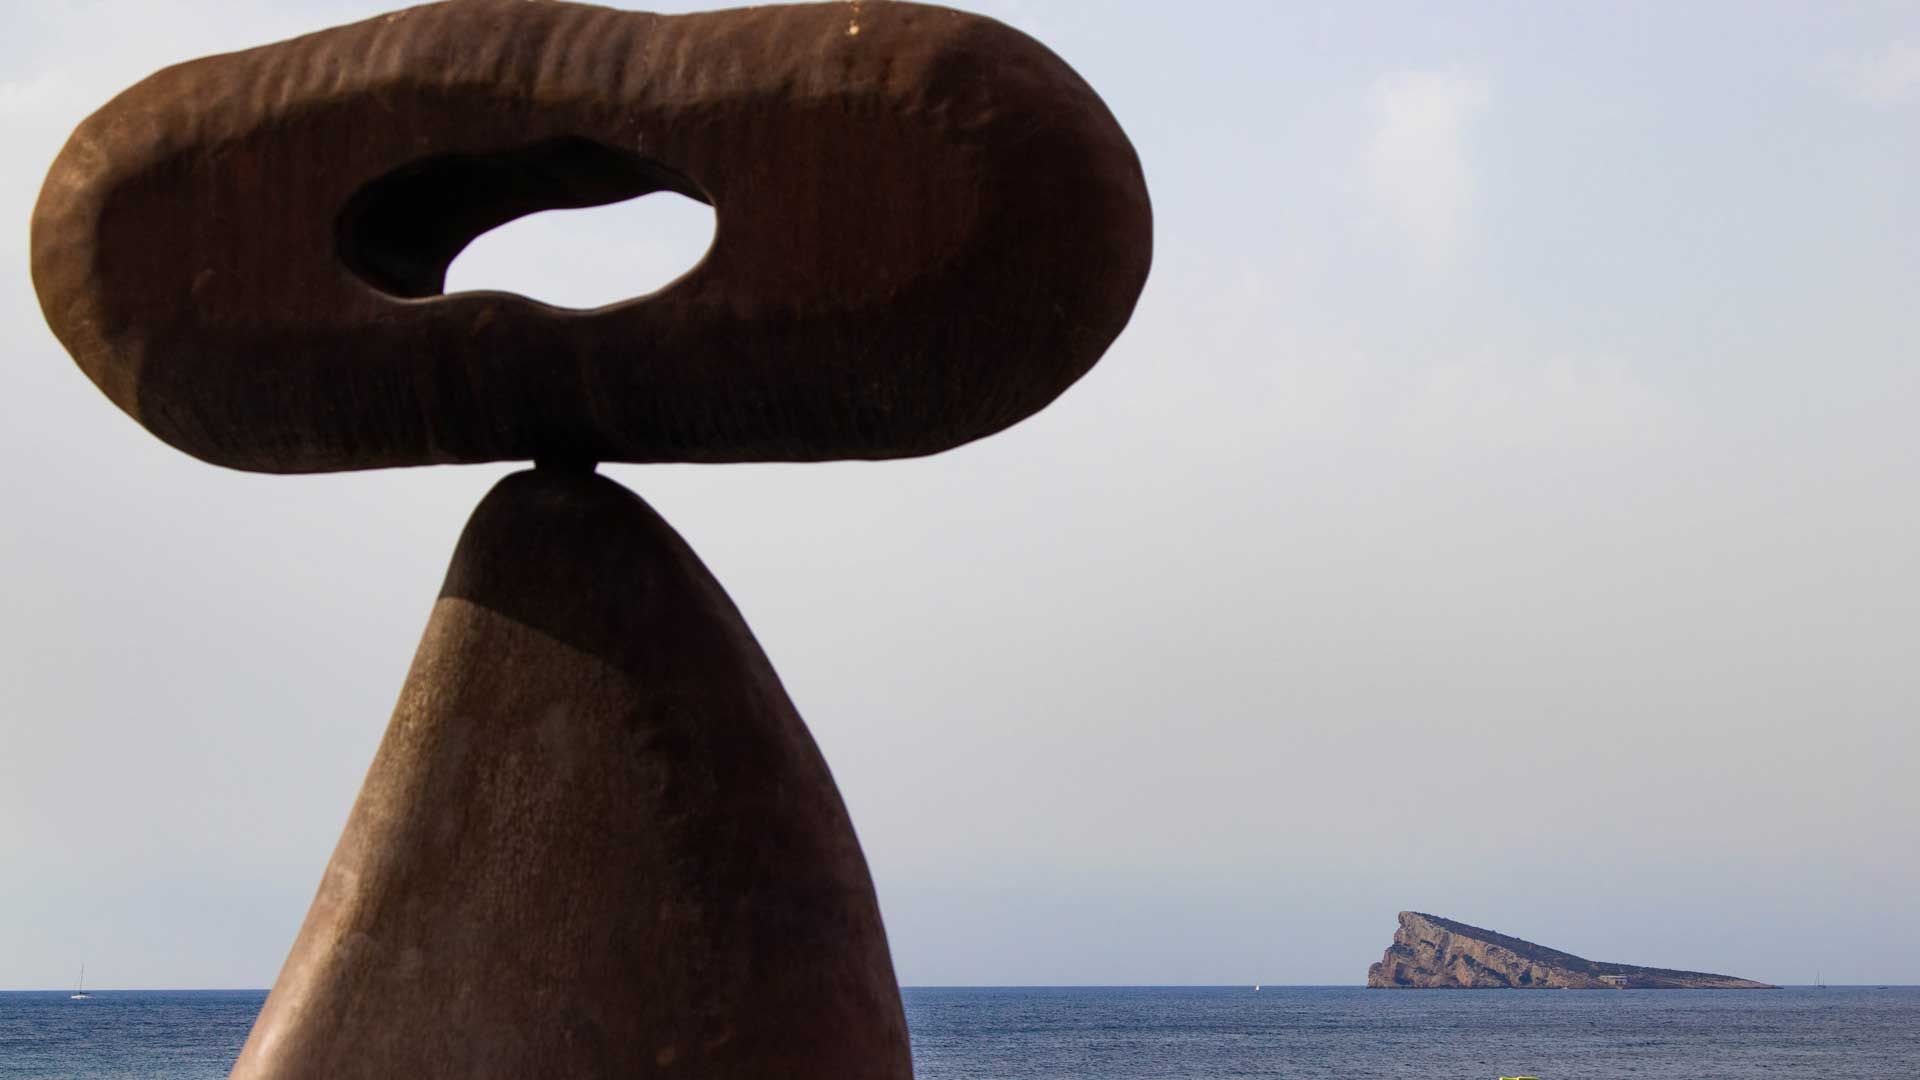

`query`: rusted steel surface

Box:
[230,468,913,1078]
[36,5,1150,1073]
[32,0,1152,472]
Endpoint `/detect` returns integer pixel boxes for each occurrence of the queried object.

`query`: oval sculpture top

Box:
[31,0,1151,473]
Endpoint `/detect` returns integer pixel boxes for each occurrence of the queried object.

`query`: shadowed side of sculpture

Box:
[230,469,911,1079]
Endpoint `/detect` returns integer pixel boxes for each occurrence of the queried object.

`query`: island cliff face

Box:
[1367,912,1776,989]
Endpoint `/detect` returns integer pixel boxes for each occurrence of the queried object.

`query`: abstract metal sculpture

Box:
[33,1,1150,1075]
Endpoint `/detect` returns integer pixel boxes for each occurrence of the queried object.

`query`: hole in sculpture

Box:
[337,136,714,308]
[444,191,716,310]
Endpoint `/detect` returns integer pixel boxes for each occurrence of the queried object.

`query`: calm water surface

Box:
[1,986,1913,1078]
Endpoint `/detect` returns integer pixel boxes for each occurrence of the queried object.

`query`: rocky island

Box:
[1368,911,1776,989]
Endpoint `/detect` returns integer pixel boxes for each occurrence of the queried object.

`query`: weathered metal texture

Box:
[31,0,1152,473]
[230,468,912,1078]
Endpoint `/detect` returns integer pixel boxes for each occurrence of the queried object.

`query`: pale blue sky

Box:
[2,1,1916,989]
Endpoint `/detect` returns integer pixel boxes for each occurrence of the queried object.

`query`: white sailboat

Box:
[70,964,91,1000]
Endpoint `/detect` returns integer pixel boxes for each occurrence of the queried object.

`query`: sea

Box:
[1,985,1915,1079]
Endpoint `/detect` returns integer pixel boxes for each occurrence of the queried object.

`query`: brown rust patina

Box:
[229,469,915,1078]
[33,4,1152,1075]
[31,0,1152,472]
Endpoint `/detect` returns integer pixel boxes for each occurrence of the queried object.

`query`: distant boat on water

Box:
[71,964,91,1000]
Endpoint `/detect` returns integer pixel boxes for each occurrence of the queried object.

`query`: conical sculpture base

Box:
[232,468,911,1078]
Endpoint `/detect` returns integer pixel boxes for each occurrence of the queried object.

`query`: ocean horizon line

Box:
[6,982,1912,993]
